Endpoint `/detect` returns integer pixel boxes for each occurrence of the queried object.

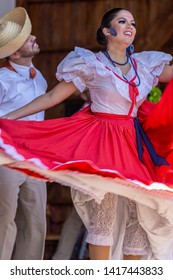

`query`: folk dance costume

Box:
[0,47,173,259]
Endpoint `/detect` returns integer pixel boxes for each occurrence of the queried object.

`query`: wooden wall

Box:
[17,0,173,95]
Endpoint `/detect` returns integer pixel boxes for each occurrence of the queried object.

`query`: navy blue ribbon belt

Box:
[134,117,169,166]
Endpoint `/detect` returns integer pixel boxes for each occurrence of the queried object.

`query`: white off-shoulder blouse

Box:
[56,47,172,117]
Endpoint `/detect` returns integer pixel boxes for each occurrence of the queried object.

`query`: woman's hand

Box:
[0,114,13,119]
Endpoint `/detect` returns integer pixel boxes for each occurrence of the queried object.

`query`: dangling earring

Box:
[126,44,134,55]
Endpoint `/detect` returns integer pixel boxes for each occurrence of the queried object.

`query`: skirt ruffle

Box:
[0,81,173,203]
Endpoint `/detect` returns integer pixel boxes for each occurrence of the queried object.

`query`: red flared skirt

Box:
[0,80,173,202]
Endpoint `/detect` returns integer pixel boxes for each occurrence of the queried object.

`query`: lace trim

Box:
[86,233,114,246]
[123,200,149,255]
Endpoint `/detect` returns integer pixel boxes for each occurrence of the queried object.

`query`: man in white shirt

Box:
[0,7,47,259]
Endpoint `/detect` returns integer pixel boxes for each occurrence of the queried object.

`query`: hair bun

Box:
[96,27,106,46]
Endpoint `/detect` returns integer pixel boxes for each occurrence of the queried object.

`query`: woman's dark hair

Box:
[96,8,127,46]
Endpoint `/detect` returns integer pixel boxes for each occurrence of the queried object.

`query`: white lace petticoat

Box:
[86,193,149,256]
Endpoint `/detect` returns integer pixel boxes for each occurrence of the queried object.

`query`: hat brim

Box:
[0,7,32,59]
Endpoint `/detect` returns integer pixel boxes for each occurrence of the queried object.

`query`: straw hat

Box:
[0,7,32,59]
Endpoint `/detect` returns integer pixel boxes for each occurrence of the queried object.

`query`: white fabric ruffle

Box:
[56,47,172,104]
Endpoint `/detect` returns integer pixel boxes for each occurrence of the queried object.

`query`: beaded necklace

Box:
[102,49,129,66]
[102,49,141,87]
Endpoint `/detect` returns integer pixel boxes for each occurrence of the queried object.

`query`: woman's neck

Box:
[103,49,129,67]
[106,49,127,65]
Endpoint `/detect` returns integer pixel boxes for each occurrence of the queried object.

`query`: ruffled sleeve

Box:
[132,51,172,86]
[56,47,95,92]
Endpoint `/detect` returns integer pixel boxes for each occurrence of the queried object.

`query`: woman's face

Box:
[108,10,136,46]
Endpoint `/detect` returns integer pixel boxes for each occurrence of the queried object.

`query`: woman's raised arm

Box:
[1,80,77,120]
[158,64,173,83]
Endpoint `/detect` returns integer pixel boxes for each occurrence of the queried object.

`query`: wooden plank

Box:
[137,11,173,50]
[46,234,60,241]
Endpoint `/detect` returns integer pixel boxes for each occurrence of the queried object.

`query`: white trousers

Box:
[0,166,47,260]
